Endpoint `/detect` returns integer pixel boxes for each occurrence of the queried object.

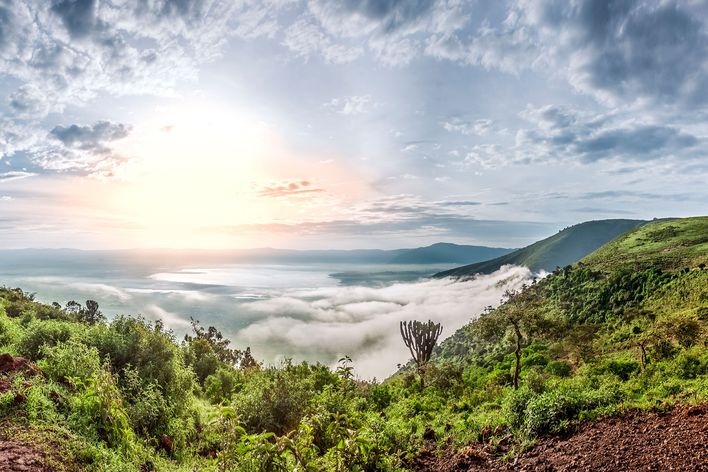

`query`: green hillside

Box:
[434,219,646,278]
[0,217,706,471]
[581,217,708,271]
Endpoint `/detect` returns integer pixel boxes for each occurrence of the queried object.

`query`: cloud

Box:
[324,95,378,115]
[438,1,708,109]
[12,120,135,177]
[256,180,325,198]
[303,0,470,65]
[0,171,36,182]
[282,17,363,64]
[516,105,700,163]
[237,265,535,378]
[441,118,496,136]
[8,84,49,118]
[50,121,131,150]
[207,194,556,247]
[0,0,288,118]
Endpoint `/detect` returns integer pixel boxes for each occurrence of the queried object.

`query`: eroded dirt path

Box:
[0,440,53,472]
[418,404,708,471]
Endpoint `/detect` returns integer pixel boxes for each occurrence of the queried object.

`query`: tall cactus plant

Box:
[400,320,443,387]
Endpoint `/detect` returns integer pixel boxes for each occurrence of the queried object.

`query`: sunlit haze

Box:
[3,1,707,249]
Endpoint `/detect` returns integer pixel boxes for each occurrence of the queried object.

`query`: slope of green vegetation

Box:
[0,217,706,471]
[434,219,646,278]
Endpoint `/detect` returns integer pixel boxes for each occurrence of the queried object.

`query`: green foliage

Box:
[69,369,135,453]
[39,339,101,383]
[18,319,79,359]
[546,360,572,377]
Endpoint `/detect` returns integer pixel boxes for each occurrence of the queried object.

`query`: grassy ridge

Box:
[581,216,708,271]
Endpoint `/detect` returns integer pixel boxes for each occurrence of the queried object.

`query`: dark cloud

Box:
[439,200,482,207]
[519,0,708,107]
[51,0,99,38]
[578,2,707,106]
[573,125,698,162]
[336,0,435,34]
[580,190,693,202]
[518,105,700,163]
[50,121,131,151]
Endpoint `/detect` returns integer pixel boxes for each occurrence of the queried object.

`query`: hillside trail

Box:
[416,404,708,471]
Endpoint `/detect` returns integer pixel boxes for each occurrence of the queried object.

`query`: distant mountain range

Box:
[434,219,648,278]
[0,243,514,272]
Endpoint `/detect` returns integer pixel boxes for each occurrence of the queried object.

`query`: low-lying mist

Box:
[235,265,533,379]
[1,257,534,379]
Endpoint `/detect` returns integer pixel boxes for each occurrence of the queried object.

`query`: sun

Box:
[73,101,369,248]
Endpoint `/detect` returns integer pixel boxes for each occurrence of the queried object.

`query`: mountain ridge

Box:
[433,218,647,278]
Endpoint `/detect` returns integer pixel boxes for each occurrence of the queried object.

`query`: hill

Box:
[388,242,512,264]
[434,219,646,278]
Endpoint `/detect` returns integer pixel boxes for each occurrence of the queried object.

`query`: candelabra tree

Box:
[400,320,443,388]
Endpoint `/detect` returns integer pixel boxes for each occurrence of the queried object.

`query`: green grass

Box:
[582,217,708,272]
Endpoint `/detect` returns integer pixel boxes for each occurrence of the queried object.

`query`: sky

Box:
[1,0,707,250]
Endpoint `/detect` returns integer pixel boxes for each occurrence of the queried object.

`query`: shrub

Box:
[39,340,101,384]
[70,369,134,453]
[502,386,535,430]
[524,390,581,435]
[524,385,622,436]
[546,360,572,377]
[204,366,242,404]
[598,359,639,381]
[18,320,78,359]
[673,352,704,379]
[522,353,549,368]
[368,384,393,410]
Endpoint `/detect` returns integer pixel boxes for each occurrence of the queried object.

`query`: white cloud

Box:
[324,95,378,115]
[237,265,534,379]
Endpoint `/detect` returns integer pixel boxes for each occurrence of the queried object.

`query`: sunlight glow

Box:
[81,101,368,248]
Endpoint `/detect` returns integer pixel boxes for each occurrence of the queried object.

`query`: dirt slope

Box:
[419,405,708,471]
[0,440,54,472]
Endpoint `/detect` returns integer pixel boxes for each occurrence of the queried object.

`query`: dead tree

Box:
[400,320,443,387]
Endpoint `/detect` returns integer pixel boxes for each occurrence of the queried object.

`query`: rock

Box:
[159,434,173,455]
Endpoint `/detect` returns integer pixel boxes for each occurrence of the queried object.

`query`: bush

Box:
[204,366,242,404]
[598,359,639,381]
[502,386,535,430]
[18,320,78,359]
[70,369,135,453]
[86,317,195,410]
[522,353,549,368]
[524,384,622,436]
[673,352,705,379]
[39,340,101,384]
[546,360,572,377]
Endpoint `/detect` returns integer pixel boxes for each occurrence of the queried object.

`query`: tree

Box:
[474,285,551,389]
[400,320,443,388]
[64,299,105,324]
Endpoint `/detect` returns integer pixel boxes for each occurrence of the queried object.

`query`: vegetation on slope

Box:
[434,219,646,278]
[0,217,706,471]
